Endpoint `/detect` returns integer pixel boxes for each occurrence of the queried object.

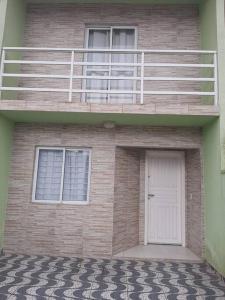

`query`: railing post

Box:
[69,50,75,102]
[214,52,218,106]
[0,49,5,99]
[140,51,145,105]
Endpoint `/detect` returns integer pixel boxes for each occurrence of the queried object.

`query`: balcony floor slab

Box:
[0,100,219,127]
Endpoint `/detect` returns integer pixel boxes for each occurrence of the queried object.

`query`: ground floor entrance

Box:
[4,124,203,260]
[145,151,185,247]
[113,146,203,260]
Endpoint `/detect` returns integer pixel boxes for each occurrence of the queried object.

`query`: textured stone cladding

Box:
[113,148,140,254]
[185,149,203,257]
[4,124,203,258]
[17,4,202,104]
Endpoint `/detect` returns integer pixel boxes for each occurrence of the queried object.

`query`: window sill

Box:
[31,200,90,205]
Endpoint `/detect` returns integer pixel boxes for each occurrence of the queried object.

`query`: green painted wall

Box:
[1,0,26,100]
[0,0,25,250]
[2,0,26,47]
[200,0,225,277]
[203,120,225,276]
[0,0,8,49]
[0,115,13,250]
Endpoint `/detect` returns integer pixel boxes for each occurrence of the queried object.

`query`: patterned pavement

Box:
[0,254,225,299]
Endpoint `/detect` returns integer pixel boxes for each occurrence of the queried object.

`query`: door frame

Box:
[144,150,186,247]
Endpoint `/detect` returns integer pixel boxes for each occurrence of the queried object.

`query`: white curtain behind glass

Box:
[63,150,89,202]
[35,149,63,201]
[86,29,110,103]
[111,29,136,103]
[85,28,136,104]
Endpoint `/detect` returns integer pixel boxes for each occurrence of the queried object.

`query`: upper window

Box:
[84,26,137,104]
[33,147,91,204]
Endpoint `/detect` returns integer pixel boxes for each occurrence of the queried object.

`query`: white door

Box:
[146,151,185,245]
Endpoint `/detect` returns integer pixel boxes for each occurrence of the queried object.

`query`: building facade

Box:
[0,0,225,278]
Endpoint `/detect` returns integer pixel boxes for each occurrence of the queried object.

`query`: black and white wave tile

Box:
[0,253,224,299]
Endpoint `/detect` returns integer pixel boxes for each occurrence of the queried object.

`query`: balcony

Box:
[0,47,219,126]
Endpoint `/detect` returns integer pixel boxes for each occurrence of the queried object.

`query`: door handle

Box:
[148,194,155,199]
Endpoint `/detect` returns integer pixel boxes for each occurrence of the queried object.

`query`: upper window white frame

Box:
[32,147,91,205]
[83,26,138,103]
[84,25,138,49]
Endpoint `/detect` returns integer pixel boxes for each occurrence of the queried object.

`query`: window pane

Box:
[88,29,110,49]
[63,150,90,202]
[86,29,110,103]
[112,29,135,49]
[86,70,109,103]
[87,29,110,66]
[112,28,135,65]
[35,149,63,201]
[111,29,136,103]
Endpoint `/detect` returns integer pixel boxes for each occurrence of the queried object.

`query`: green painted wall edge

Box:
[2,0,26,47]
[1,0,26,100]
[0,0,7,49]
[0,0,26,250]
[200,0,225,277]
[0,115,13,250]
[203,120,225,277]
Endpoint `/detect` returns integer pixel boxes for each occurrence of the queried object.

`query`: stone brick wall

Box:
[113,148,140,254]
[4,124,116,258]
[186,149,203,257]
[4,124,203,257]
[17,3,201,105]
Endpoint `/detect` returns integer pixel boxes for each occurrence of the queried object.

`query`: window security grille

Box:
[33,148,90,204]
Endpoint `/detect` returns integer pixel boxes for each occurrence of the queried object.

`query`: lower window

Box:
[32,147,91,204]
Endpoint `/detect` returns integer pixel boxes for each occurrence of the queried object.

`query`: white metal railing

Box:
[0,47,218,105]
